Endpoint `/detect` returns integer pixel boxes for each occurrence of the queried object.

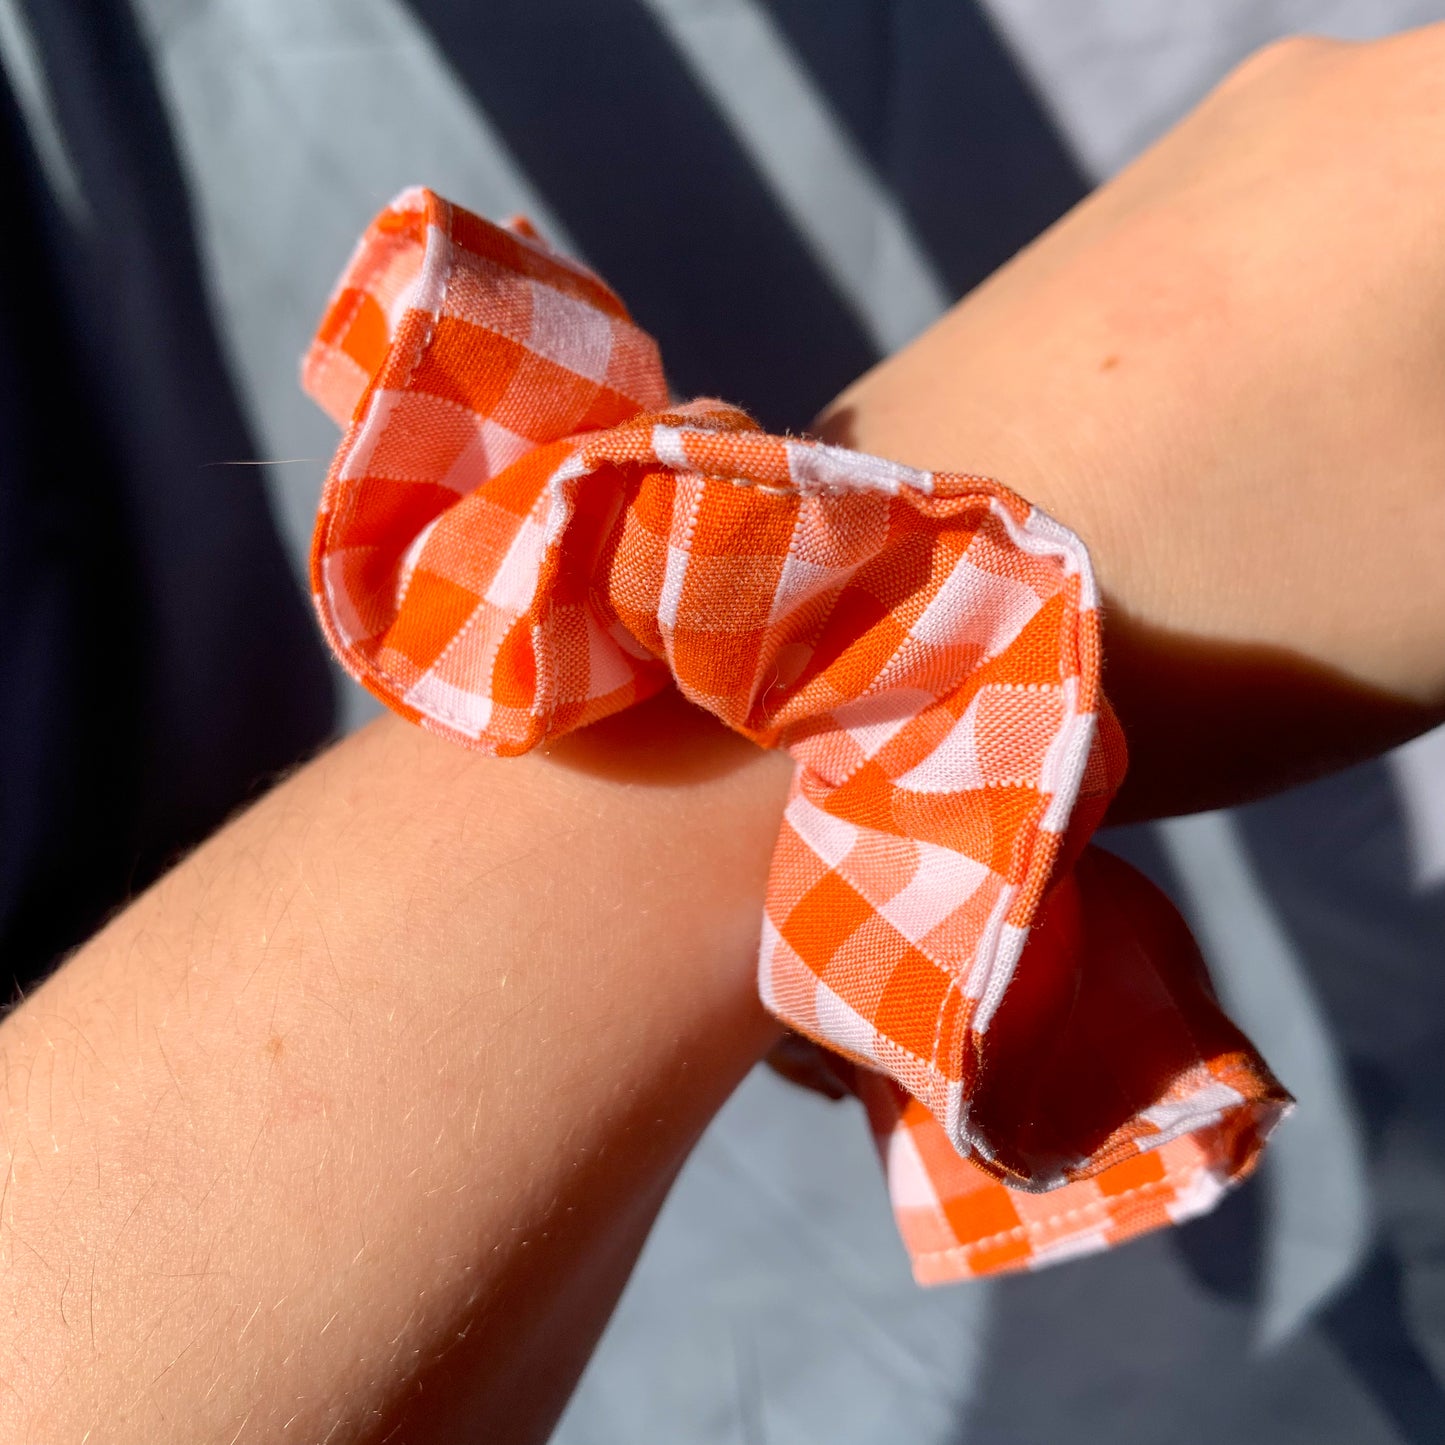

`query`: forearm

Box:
[821,33,1445,817]
[13,33,1445,1442]
[0,698,790,1444]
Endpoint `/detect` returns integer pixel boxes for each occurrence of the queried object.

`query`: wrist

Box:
[0,698,790,1443]
[816,265,1440,819]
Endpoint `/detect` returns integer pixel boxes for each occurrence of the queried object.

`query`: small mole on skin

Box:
[1099,354,1121,371]
[266,1035,285,1061]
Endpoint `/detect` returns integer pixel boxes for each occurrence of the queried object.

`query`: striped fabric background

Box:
[3,1,1444,1440]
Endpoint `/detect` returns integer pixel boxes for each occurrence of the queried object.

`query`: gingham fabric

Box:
[304,188,1291,1283]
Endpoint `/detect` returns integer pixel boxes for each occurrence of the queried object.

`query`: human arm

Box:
[7,26,1445,1445]
[823,29,1445,817]
[0,701,790,1444]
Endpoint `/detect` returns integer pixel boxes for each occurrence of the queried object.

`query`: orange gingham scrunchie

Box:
[304,188,1291,1284]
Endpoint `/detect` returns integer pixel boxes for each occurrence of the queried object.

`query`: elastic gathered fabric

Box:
[304,188,1290,1283]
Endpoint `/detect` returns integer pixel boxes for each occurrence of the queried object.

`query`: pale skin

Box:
[0,699,791,1445]
[824,29,1445,816]
[4,29,1445,1445]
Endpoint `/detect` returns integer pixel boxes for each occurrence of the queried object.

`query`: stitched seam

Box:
[928,648,1076,1087]
[926,498,1097,1141]
[663,474,704,679]
[912,1162,1214,1264]
[535,475,576,738]
[328,199,465,710]
[745,505,806,728]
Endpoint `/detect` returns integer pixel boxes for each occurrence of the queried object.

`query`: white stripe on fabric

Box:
[609,617,654,661]
[1164,1166,1232,1228]
[831,689,934,761]
[894,696,985,795]
[784,792,859,870]
[942,1077,969,1157]
[1038,689,1094,833]
[640,0,950,354]
[395,515,441,608]
[319,550,372,648]
[766,552,852,626]
[539,452,591,548]
[444,418,533,489]
[786,440,932,497]
[414,220,454,319]
[879,842,991,945]
[1027,1226,1112,1268]
[909,556,1041,653]
[378,409,529,495]
[970,919,1029,1034]
[403,669,494,738]
[884,1118,941,1211]
[484,516,547,614]
[651,424,691,470]
[657,545,690,629]
[527,279,615,383]
[1138,1082,1242,1144]
[339,389,402,480]
[584,610,638,697]
[756,914,782,1012]
[1004,502,1098,612]
[815,980,879,1062]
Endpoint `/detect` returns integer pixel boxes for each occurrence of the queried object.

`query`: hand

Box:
[820,28,1445,818]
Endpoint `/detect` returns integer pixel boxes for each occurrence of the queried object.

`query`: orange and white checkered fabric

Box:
[304,188,1291,1284]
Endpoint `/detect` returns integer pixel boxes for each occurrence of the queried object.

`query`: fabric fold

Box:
[303,187,1291,1283]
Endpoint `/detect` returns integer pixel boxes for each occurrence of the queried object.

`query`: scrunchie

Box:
[304,188,1290,1283]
